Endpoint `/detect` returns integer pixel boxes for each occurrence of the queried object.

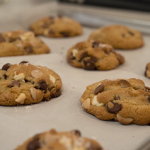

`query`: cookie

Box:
[0,30,50,57]
[0,61,62,106]
[89,25,144,50]
[66,40,124,70]
[30,15,83,37]
[15,129,103,150]
[80,78,150,125]
[145,62,150,78]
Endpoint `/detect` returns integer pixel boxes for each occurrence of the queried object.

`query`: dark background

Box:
[58,0,150,12]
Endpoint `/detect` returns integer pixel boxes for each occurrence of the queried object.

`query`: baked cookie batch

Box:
[1,15,149,149]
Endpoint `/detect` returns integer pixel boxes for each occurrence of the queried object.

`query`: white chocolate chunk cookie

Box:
[89,25,144,50]
[66,40,124,70]
[0,61,62,106]
[80,78,150,125]
[0,30,50,57]
[30,15,83,37]
[15,129,103,150]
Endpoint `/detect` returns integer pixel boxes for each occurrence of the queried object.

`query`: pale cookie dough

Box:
[80,78,150,125]
[30,15,83,37]
[0,30,50,57]
[89,25,144,50]
[15,129,103,150]
[66,40,124,70]
[0,61,62,106]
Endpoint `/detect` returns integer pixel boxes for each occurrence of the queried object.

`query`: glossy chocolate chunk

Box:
[8,81,20,87]
[94,84,104,95]
[2,63,11,71]
[19,61,28,64]
[106,101,122,114]
[27,139,41,150]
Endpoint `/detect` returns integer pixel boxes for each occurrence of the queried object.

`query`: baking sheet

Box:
[1,2,150,150]
[0,54,150,150]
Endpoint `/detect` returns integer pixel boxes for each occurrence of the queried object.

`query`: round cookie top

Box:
[89,25,144,50]
[66,40,125,70]
[0,61,62,106]
[80,78,150,125]
[0,30,50,57]
[15,129,103,150]
[30,15,83,37]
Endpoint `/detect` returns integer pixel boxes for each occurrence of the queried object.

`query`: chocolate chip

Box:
[128,31,134,36]
[83,56,97,70]
[60,32,70,37]
[83,59,95,70]
[41,24,49,29]
[35,80,48,93]
[87,144,102,150]
[119,80,131,88]
[8,37,16,42]
[42,97,50,101]
[27,139,41,150]
[3,74,7,79]
[79,52,88,61]
[148,96,150,102]
[49,16,54,20]
[24,47,33,54]
[19,61,28,64]
[94,84,104,95]
[72,130,81,136]
[114,95,120,100]
[92,41,99,48]
[69,52,75,60]
[8,81,20,87]
[122,34,125,37]
[58,14,63,18]
[49,30,55,34]
[0,34,5,43]
[145,86,150,91]
[2,63,11,71]
[51,90,61,98]
[106,101,122,114]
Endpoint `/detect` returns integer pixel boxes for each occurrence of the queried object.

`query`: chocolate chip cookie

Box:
[0,30,50,57]
[15,129,103,150]
[80,78,150,125]
[30,15,83,37]
[66,41,125,70]
[0,61,62,106]
[89,25,144,50]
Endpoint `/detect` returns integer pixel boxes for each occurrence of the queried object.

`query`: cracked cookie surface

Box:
[0,30,50,57]
[0,61,62,106]
[66,40,124,70]
[15,129,103,150]
[89,25,144,50]
[80,78,150,125]
[30,15,83,37]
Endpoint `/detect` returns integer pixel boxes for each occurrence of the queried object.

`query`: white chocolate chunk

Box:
[92,96,104,106]
[82,98,90,110]
[59,136,72,149]
[30,88,37,99]
[15,93,26,104]
[72,49,78,57]
[49,75,56,84]
[20,31,34,41]
[31,70,43,78]
[14,72,25,81]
